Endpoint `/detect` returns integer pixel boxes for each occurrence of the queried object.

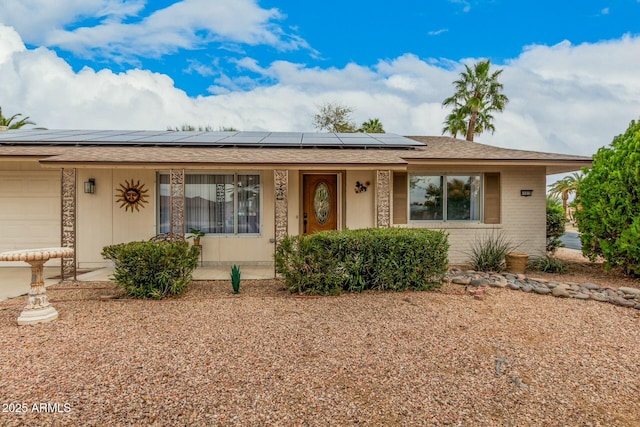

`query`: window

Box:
[409,174,481,221]
[158,173,261,234]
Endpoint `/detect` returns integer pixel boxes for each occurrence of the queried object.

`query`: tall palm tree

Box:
[0,107,36,129]
[358,118,385,133]
[548,172,583,218]
[442,108,468,139]
[442,60,509,142]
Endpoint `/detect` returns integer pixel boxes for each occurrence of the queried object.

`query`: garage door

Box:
[0,170,60,263]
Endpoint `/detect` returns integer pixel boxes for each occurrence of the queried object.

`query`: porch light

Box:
[84,178,96,194]
[520,189,533,197]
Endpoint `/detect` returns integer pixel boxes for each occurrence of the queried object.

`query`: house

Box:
[0,130,591,278]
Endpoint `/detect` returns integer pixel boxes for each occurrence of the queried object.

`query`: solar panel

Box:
[0,130,424,149]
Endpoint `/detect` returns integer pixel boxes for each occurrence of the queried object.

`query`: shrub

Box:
[102,241,200,299]
[274,228,449,295]
[576,118,640,276]
[546,196,566,253]
[528,255,566,273]
[468,231,516,272]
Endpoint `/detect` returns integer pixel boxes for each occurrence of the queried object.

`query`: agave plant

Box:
[230,264,241,294]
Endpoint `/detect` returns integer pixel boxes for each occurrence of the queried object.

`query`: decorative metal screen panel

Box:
[274,170,288,245]
[376,170,391,228]
[61,168,76,280]
[169,169,185,238]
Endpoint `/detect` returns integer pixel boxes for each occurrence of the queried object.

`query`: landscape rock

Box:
[591,293,609,302]
[445,268,639,310]
[470,278,490,287]
[552,287,571,298]
[619,287,640,296]
[453,277,471,285]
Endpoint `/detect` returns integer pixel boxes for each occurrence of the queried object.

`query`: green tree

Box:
[441,108,467,139]
[167,125,238,131]
[548,172,583,219]
[313,102,357,133]
[546,196,566,253]
[0,106,36,129]
[575,119,640,276]
[358,118,385,133]
[442,60,509,142]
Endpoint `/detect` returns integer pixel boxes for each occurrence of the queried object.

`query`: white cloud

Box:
[0,0,145,44]
[450,0,471,13]
[428,29,448,36]
[0,0,311,60]
[1,24,639,159]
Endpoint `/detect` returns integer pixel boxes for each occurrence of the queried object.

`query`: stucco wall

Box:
[77,169,156,267]
[345,170,376,229]
[2,162,546,269]
[397,165,547,265]
[77,169,277,267]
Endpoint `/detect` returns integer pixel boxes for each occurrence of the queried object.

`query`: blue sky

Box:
[30,0,638,96]
[0,0,639,161]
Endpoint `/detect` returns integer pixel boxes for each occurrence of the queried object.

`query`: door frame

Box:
[299,171,344,234]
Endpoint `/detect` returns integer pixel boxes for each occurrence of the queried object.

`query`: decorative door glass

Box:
[313,182,330,224]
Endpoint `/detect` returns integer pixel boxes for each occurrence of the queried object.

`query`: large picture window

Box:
[158,173,261,234]
[409,174,481,221]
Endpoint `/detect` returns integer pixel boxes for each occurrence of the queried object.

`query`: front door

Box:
[303,174,338,234]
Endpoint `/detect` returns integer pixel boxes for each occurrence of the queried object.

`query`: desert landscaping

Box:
[1,248,639,426]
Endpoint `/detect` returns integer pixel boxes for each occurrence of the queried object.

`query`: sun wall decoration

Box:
[115,179,149,212]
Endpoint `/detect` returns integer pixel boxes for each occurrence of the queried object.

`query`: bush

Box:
[102,241,200,299]
[528,255,566,273]
[468,231,516,272]
[576,118,640,276]
[274,228,449,295]
[546,196,566,253]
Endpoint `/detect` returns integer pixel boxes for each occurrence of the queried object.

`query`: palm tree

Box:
[442,60,508,142]
[441,108,468,139]
[358,118,385,133]
[0,107,36,129]
[548,172,583,219]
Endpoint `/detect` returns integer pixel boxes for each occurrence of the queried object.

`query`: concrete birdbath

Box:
[0,247,73,325]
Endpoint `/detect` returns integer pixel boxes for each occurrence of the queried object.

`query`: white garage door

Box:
[0,170,61,262]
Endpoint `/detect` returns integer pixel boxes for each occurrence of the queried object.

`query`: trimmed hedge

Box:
[275,228,449,294]
[102,241,200,299]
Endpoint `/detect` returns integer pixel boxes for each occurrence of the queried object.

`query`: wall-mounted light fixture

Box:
[520,189,533,197]
[84,178,96,194]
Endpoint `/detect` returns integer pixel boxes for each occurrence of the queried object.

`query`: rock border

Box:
[446,268,640,309]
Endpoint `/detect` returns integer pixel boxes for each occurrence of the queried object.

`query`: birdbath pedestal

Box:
[0,247,73,325]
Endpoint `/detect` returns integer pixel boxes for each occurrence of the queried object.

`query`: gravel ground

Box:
[1,250,639,426]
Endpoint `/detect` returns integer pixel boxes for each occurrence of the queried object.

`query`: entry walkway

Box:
[1,265,276,301]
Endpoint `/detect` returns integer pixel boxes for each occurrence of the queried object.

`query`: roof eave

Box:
[404,158,592,170]
[37,160,409,171]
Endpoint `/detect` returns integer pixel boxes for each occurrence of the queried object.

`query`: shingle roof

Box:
[405,136,591,162]
[0,130,591,174]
